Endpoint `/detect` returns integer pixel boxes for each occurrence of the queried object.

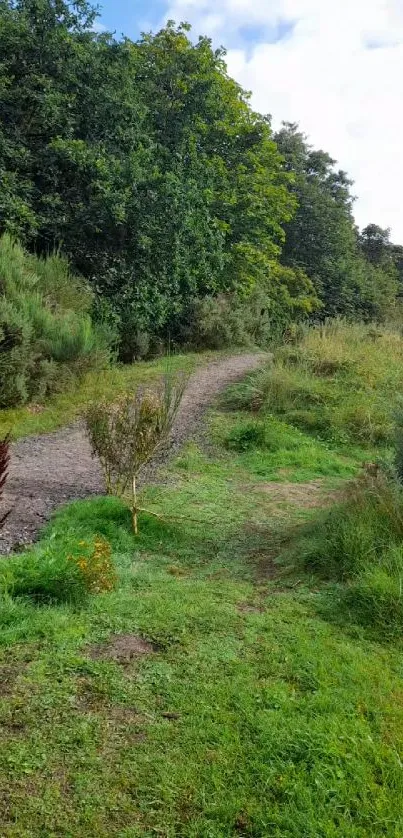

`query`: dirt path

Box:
[0,353,266,554]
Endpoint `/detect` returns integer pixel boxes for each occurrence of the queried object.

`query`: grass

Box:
[0,352,213,440]
[224,320,403,446]
[211,411,362,483]
[2,480,403,836]
[2,322,403,835]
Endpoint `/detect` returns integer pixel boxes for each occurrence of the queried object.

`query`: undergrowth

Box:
[222,319,403,637]
[224,320,403,446]
[0,235,112,407]
[0,351,206,440]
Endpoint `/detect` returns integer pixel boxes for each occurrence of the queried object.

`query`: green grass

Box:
[211,411,362,482]
[0,352,213,440]
[1,402,403,835]
[2,323,403,835]
[224,320,403,447]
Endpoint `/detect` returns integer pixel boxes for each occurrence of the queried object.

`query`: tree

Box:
[275,123,399,320]
[359,224,392,267]
[274,123,359,316]
[1,2,399,344]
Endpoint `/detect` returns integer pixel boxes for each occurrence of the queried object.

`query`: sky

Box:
[96,0,403,243]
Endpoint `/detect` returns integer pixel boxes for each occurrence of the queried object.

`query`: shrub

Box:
[85,375,185,532]
[175,278,312,351]
[1,535,116,604]
[177,294,257,350]
[0,235,111,407]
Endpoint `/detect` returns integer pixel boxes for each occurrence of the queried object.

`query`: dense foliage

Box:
[0,234,110,406]
[275,124,400,321]
[0,0,401,372]
[0,0,317,356]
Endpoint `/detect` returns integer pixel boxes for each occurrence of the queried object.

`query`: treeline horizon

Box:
[1,0,403,364]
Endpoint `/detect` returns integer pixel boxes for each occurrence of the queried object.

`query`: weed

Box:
[225,319,403,446]
[342,562,403,638]
[300,469,403,580]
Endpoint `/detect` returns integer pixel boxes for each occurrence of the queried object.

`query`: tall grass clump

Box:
[300,466,403,636]
[0,534,117,605]
[394,397,403,485]
[224,320,403,446]
[0,235,112,407]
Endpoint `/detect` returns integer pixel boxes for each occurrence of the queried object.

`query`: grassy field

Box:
[0,352,212,440]
[1,322,403,836]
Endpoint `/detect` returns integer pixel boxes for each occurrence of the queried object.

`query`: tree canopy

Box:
[0,0,401,360]
[275,123,399,321]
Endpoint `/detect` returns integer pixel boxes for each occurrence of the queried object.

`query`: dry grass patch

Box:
[88,634,157,664]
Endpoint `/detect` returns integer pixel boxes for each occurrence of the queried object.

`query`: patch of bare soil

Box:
[236,601,266,614]
[0,353,265,554]
[0,664,26,697]
[88,634,156,664]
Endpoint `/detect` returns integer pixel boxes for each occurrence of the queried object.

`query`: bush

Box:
[0,235,111,407]
[1,535,116,604]
[175,278,312,351]
[85,375,185,532]
[176,294,263,350]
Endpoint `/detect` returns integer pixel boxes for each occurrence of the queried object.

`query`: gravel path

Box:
[0,353,266,554]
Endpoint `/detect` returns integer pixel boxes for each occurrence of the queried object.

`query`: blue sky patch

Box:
[97,0,165,39]
[239,19,295,45]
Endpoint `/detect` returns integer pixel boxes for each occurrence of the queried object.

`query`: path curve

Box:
[0,353,266,554]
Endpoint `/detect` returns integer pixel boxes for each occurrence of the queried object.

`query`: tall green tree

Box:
[359,225,403,303]
[274,123,358,315]
[275,123,398,320]
[0,6,304,351]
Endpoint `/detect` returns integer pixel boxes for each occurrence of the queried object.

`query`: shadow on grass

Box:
[36,495,219,570]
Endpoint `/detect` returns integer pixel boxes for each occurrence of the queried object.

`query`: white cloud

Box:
[163,0,403,241]
[92,20,108,33]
